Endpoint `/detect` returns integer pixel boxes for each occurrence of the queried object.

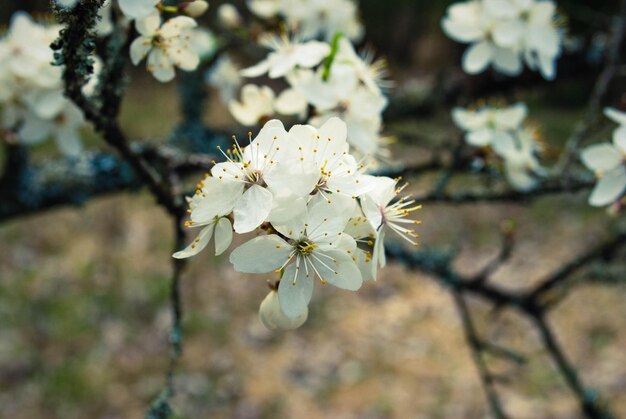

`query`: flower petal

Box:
[278,260,314,319]
[233,184,273,233]
[173,224,215,259]
[589,166,626,207]
[581,144,622,173]
[462,41,493,74]
[230,235,293,273]
[214,217,233,256]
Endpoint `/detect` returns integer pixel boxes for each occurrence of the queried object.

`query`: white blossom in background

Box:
[0,12,89,156]
[118,0,160,20]
[452,102,528,147]
[441,0,562,79]
[206,56,242,102]
[581,108,626,207]
[240,35,330,79]
[174,118,421,329]
[492,127,545,191]
[130,11,200,82]
[247,0,363,41]
[217,3,243,28]
[453,102,545,190]
[228,84,307,126]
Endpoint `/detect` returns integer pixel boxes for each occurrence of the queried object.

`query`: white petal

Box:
[233,185,273,233]
[295,42,331,68]
[581,144,622,172]
[492,20,524,48]
[318,116,348,144]
[613,126,626,153]
[462,41,493,74]
[160,16,197,38]
[278,261,314,319]
[274,88,307,116]
[191,178,243,222]
[466,129,494,146]
[604,108,626,126]
[173,224,215,259]
[313,250,362,291]
[214,217,233,256]
[130,36,152,65]
[147,49,176,82]
[133,8,161,34]
[441,17,485,43]
[230,235,293,273]
[589,166,626,207]
[120,0,159,19]
[492,47,523,75]
[240,59,271,78]
[373,227,386,268]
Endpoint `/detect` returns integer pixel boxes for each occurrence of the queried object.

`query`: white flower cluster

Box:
[173,117,421,329]
[227,34,390,163]
[581,108,626,207]
[127,1,211,82]
[247,0,363,41]
[0,13,89,156]
[452,102,545,190]
[442,0,562,79]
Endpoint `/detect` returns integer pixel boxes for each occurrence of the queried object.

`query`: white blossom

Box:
[228,84,307,126]
[581,108,626,206]
[206,56,242,102]
[230,197,362,319]
[247,0,363,41]
[217,4,243,28]
[130,11,200,82]
[452,102,528,147]
[118,0,160,20]
[240,35,330,79]
[441,0,562,79]
[361,177,421,269]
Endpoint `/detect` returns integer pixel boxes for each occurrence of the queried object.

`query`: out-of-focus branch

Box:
[528,231,626,307]
[0,144,218,222]
[531,313,615,419]
[53,1,184,217]
[452,291,510,419]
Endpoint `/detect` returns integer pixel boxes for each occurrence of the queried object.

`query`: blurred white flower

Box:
[248,0,363,41]
[228,84,276,126]
[240,35,330,79]
[0,12,89,156]
[441,0,561,79]
[228,84,307,126]
[180,0,210,18]
[259,290,308,330]
[118,0,159,20]
[452,102,528,147]
[130,11,200,82]
[492,127,545,191]
[206,56,242,102]
[18,103,85,157]
[55,0,79,9]
[217,4,243,28]
[580,108,626,207]
[188,28,217,60]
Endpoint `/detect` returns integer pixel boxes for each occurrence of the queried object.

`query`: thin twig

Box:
[452,291,510,419]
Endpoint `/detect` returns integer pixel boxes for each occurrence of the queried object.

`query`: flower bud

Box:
[259,290,307,330]
[180,1,209,18]
[218,4,242,28]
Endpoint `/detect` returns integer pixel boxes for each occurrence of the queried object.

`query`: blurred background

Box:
[1,1,625,418]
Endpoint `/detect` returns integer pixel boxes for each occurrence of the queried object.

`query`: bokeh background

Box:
[1,1,625,418]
